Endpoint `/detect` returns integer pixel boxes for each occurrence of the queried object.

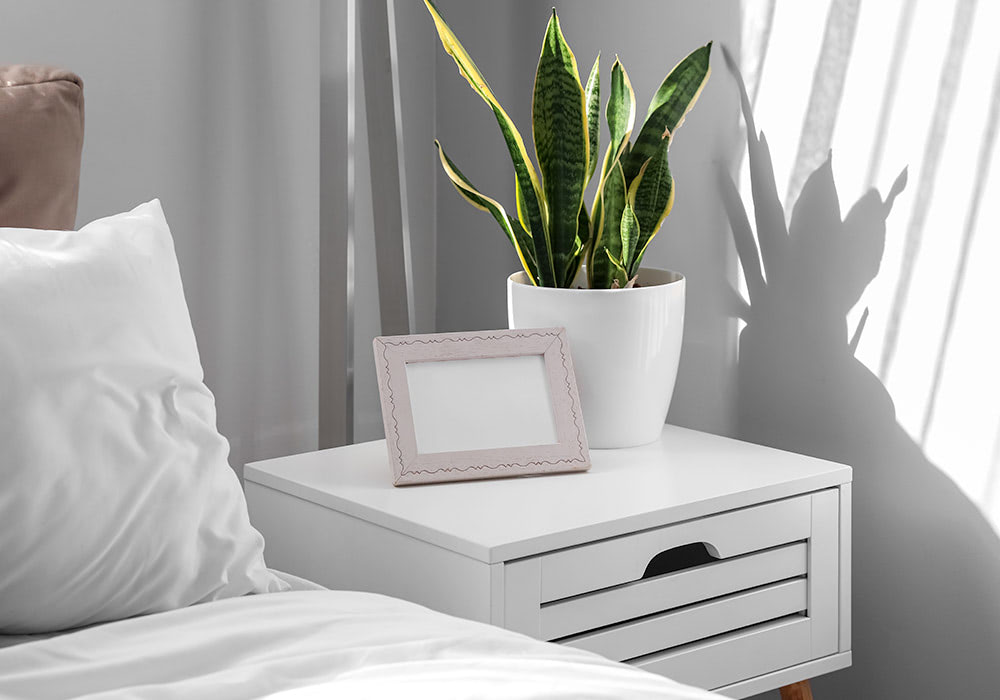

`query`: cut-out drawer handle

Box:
[643,542,720,578]
[539,495,812,603]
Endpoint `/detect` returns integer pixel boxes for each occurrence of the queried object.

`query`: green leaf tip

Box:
[533,0,588,286]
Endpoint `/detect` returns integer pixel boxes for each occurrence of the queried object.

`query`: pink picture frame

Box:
[372,327,590,486]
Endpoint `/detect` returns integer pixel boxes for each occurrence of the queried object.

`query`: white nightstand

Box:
[245,425,851,698]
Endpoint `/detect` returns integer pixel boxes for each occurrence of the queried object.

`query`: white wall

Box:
[0,1,322,474]
[431,0,742,436]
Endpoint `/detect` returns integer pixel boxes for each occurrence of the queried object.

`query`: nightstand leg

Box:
[779,680,813,700]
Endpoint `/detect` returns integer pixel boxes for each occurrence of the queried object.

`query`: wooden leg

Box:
[779,680,814,700]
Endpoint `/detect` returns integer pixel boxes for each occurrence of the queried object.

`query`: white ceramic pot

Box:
[507,267,685,449]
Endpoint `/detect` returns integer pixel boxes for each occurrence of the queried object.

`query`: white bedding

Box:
[0,570,323,651]
[0,589,722,700]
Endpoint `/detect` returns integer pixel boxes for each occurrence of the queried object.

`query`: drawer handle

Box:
[642,542,720,578]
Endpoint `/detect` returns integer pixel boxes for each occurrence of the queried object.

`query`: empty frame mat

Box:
[373,328,590,485]
[406,355,558,453]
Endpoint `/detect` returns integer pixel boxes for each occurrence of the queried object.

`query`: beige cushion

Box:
[0,65,84,230]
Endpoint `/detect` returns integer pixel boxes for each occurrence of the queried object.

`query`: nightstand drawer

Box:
[504,489,844,692]
[540,541,807,639]
[561,578,807,660]
[538,495,811,603]
[632,616,814,689]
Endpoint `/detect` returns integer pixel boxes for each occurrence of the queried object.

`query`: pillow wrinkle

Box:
[0,200,288,634]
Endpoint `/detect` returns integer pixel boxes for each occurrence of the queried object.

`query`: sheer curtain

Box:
[741,0,1000,529]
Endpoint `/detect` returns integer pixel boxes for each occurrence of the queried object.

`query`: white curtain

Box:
[742,0,1000,529]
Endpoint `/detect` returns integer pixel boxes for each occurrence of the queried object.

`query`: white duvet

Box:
[0,590,722,700]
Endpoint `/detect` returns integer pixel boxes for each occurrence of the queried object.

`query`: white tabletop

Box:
[245,425,851,563]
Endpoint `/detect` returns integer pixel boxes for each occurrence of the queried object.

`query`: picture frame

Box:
[372,327,590,486]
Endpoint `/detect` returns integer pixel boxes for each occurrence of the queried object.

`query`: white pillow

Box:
[0,200,289,634]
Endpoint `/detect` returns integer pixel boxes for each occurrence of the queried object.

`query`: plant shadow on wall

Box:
[720,49,1000,699]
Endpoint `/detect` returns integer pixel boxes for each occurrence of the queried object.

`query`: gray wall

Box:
[432,0,742,436]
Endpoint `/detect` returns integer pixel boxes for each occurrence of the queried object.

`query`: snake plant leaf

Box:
[600,57,636,187]
[620,202,639,271]
[509,215,538,283]
[623,42,711,183]
[563,204,591,287]
[627,134,674,277]
[588,160,628,289]
[533,8,589,286]
[645,41,713,120]
[590,183,604,251]
[515,176,531,235]
[629,146,676,275]
[577,200,592,250]
[435,141,538,285]
[425,0,555,286]
[423,0,492,102]
[584,54,601,186]
[587,58,633,251]
[604,248,630,287]
[564,234,585,287]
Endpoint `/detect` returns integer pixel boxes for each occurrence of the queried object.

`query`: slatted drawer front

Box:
[631,616,814,690]
[503,489,844,692]
[539,495,811,603]
[541,542,807,640]
[561,578,807,661]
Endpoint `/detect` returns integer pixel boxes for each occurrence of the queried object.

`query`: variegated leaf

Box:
[533,9,589,286]
[509,215,538,282]
[627,135,674,277]
[588,160,627,289]
[563,204,590,287]
[564,234,585,287]
[425,0,555,285]
[621,202,639,271]
[624,42,711,183]
[515,176,531,235]
[604,248,630,287]
[435,141,538,285]
[584,54,601,186]
[600,58,636,187]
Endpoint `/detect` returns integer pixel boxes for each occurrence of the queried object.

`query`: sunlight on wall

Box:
[741,0,1000,526]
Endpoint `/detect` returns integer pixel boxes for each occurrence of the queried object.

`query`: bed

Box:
[0,574,721,700]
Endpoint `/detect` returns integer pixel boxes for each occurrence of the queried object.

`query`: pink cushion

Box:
[0,65,84,230]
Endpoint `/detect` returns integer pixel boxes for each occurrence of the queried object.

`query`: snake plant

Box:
[426,1,711,288]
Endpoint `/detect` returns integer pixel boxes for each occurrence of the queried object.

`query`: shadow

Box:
[721,48,1000,699]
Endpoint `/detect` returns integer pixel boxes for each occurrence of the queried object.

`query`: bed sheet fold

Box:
[0,589,722,700]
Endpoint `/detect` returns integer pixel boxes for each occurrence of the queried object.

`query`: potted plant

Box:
[425,1,711,447]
